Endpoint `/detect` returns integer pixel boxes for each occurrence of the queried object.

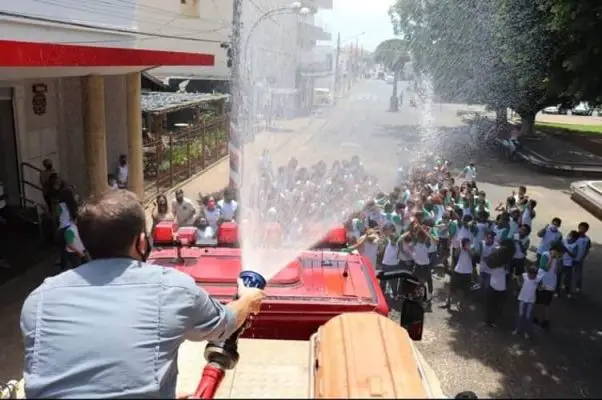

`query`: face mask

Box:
[549,225,558,232]
[136,233,152,262]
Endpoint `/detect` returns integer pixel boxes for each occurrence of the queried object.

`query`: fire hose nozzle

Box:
[203,271,267,370]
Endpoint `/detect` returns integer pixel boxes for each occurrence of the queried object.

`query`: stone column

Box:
[126,72,144,200]
[82,75,108,197]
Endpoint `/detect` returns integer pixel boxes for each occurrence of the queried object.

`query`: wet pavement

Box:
[2,80,602,398]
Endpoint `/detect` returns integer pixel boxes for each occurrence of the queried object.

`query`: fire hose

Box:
[193,271,267,399]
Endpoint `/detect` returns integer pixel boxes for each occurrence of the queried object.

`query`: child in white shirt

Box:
[514,266,543,339]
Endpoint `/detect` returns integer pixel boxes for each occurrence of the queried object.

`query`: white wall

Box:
[0,0,136,45]
[1,75,129,205]
[136,0,232,80]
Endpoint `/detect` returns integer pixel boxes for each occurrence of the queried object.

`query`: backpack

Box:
[485,239,516,269]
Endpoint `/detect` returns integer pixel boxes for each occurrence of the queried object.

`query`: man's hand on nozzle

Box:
[237,278,265,315]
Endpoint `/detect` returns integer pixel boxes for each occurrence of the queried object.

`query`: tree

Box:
[388,0,573,136]
[374,38,410,112]
[539,0,602,106]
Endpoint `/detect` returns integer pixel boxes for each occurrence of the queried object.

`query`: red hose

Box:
[193,364,226,399]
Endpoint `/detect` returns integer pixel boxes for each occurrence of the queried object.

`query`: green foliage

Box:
[388,0,602,133]
[374,38,410,72]
[157,129,227,173]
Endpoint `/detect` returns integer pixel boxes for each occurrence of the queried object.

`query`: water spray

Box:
[194,271,267,398]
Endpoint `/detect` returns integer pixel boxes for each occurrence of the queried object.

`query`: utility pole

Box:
[229,0,243,190]
[353,38,360,82]
[333,32,341,102]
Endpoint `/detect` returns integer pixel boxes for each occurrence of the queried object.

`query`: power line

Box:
[29,0,231,33]
[246,0,281,25]
[0,10,224,44]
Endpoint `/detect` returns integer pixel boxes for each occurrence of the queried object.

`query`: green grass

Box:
[535,121,602,135]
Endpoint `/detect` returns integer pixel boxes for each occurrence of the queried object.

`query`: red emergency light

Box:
[177,226,197,245]
[324,225,347,245]
[153,220,179,245]
[153,220,239,247]
[217,221,239,245]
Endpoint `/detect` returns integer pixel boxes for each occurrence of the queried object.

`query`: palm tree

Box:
[374,39,410,112]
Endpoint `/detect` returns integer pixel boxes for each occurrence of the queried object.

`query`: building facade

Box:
[137,0,333,114]
[0,0,216,210]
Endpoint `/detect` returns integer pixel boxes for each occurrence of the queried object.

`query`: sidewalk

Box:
[494,128,602,176]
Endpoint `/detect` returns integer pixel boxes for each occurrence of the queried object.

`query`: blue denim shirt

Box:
[20,258,237,399]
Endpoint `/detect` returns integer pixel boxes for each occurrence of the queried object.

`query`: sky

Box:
[319,0,397,51]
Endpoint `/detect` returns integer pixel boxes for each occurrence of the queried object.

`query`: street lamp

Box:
[241,2,311,129]
[243,2,312,66]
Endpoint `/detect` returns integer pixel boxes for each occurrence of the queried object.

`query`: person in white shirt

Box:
[408,225,438,301]
[457,161,477,184]
[556,230,578,298]
[115,154,128,189]
[536,217,562,265]
[171,189,196,227]
[574,222,591,294]
[398,234,415,270]
[194,216,216,244]
[444,238,473,311]
[514,267,543,338]
[379,223,400,298]
[485,251,508,328]
[203,198,222,231]
[519,199,537,228]
[217,188,238,221]
[475,231,498,295]
[62,219,89,270]
[533,244,562,331]
[509,224,531,290]
[355,227,380,270]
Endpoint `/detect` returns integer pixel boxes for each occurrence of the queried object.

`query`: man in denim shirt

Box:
[21,190,264,398]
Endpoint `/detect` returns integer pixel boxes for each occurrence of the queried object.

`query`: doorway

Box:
[0,88,20,209]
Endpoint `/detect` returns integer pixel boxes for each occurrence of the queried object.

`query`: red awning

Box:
[0,40,214,67]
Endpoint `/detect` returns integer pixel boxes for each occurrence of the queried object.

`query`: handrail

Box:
[20,162,45,209]
[20,197,45,242]
[21,162,43,174]
[23,180,43,192]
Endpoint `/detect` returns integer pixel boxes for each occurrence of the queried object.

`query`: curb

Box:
[570,181,602,220]
[493,139,602,176]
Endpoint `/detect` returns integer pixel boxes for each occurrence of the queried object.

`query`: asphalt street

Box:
[2,80,602,398]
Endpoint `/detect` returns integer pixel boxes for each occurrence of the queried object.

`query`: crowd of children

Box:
[144,151,592,340]
[344,155,592,339]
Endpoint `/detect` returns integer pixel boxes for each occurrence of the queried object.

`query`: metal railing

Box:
[20,162,44,208]
[143,116,229,202]
[19,162,46,242]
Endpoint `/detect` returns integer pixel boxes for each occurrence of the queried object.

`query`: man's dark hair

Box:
[78,190,146,259]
